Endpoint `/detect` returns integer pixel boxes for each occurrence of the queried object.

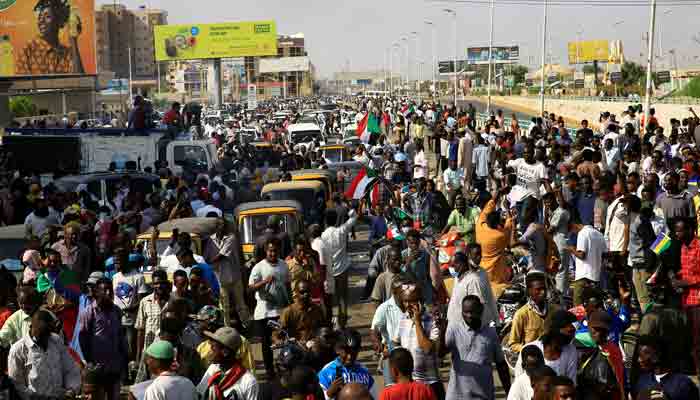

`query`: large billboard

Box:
[0,0,97,77]
[467,46,519,64]
[438,60,470,74]
[259,56,310,73]
[567,40,608,63]
[154,20,277,61]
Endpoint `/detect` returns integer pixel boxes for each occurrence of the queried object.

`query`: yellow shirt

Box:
[197,336,255,374]
[506,304,560,353]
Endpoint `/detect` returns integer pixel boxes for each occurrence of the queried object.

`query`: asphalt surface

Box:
[459,98,535,122]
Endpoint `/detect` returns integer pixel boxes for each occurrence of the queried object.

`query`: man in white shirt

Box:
[603,138,621,174]
[321,201,362,329]
[198,327,258,400]
[8,310,81,400]
[507,344,544,400]
[507,146,547,204]
[443,159,465,208]
[143,341,197,400]
[569,223,606,306]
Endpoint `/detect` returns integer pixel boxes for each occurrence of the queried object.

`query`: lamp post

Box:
[643,0,657,133]
[487,0,495,114]
[401,37,409,96]
[444,8,457,106]
[411,31,419,90]
[539,0,548,115]
[425,20,436,99]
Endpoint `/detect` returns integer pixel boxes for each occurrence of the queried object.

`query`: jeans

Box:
[255,317,279,375]
[381,358,394,386]
[334,271,350,329]
[555,246,571,306]
[220,280,251,327]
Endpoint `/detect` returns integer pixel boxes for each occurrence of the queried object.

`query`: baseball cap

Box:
[145,340,175,360]
[203,327,242,352]
[87,271,105,285]
[588,310,613,330]
[190,305,223,325]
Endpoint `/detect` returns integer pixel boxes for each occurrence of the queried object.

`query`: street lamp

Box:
[487,0,495,114]
[392,42,400,96]
[401,37,409,95]
[444,8,457,106]
[425,20,436,99]
[539,0,548,115]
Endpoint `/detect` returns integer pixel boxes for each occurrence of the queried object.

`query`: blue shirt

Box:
[575,192,596,226]
[448,140,459,161]
[191,262,221,299]
[368,215,388,243]
[634,372,700,400]
[318,358,374,394]
[575,305,631,345]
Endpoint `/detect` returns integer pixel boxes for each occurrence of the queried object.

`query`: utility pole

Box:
[539,0,548,115]
[425,20,436,99]
[487,0,495,114]
[643,0,657,134]
[444,8,458,106]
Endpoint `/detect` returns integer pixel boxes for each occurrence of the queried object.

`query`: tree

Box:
[621,61,645,87]
[679,77,700,98]
[583,65,596,74]
[9,96,37,118]
[511,65,529,86]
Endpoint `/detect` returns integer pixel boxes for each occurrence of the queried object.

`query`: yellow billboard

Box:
[567,40,610,64]
[154,20,277,61]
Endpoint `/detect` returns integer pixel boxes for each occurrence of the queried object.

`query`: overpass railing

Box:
[490,94,700,106]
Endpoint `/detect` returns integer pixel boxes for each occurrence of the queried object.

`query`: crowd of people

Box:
[0,95,698,400]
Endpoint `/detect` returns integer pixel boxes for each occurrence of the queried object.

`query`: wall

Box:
[483,96,695,129]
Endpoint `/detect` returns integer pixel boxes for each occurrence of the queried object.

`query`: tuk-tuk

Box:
[0,225,28,283]
[260,181,326,225]
[290,169,338,207]
[250,142,281,191]
[326,161,364,193]
[135,217,219,281]
[319,144,351,164]
[234,200,304,265]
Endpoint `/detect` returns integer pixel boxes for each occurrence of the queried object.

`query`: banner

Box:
[259,56,310,73]
[154,20,277,61]
[0,0,97,77]
[438,60,470,74]
[567,40,609,64]
[466,46,519,64]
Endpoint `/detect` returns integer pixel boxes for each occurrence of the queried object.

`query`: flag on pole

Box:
[356,113,381,143]
[386,226,405,241]
[649,232,672,255]
[400,104,415,118]
[345,167,379,204]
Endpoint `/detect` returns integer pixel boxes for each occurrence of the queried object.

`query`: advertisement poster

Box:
[0,0,96,77]
[154,20,277,62]
[467,46,519,64]
[567,40,611,64]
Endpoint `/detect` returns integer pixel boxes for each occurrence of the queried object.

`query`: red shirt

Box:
[379,381,436,400]
[0,307,11,329]
[162,109,180,125]
[679,238,700,307]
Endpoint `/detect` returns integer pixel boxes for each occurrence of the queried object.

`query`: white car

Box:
[287,122,324,152]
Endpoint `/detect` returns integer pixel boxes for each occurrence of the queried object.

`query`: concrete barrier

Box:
[471,96,696,129]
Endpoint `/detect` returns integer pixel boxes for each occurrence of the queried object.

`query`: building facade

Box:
[95,5,167,80]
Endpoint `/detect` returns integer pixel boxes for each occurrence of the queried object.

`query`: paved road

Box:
[459,98,534,121]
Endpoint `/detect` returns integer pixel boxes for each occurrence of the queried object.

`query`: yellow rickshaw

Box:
[260,180,326,226]
[319,144,351,164]
[234,200,304,265]
[134,217,218,282]
[290,169,338,207]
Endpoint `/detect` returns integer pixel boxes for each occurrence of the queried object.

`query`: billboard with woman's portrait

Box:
[0,0,96,77]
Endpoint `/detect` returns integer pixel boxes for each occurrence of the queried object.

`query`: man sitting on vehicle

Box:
[507,272,560,353]
[278,279,327,343]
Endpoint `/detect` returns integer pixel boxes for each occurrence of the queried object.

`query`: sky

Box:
[98,0,700,78]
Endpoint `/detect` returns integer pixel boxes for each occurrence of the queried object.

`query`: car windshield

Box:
[323,148,343,162]
[291,131,321,143]
[240,214,295,244]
